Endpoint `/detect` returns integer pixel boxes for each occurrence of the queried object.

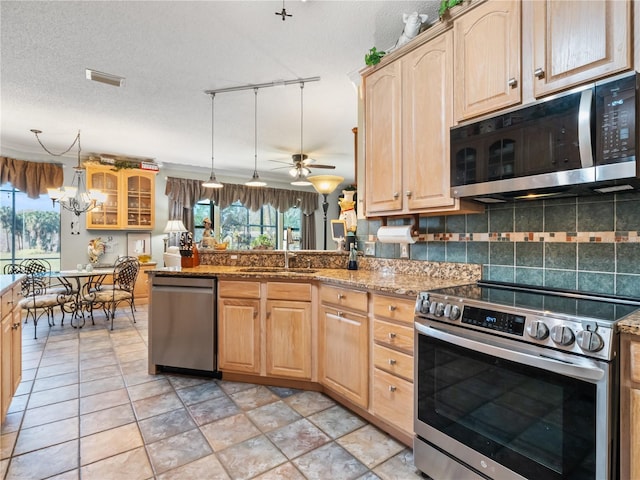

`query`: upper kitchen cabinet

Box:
[454,0,521,121]
[85,164,156,230]
[364,31,483,217]
[528,0,631,98]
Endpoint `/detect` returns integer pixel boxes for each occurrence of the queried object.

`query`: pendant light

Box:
[291,82,312,186]
[202,93,223,188]
[245,88,267,187]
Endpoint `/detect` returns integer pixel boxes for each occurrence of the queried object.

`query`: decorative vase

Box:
[339,190,357,234]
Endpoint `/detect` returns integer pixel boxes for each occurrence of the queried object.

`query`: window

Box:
[193,200,302,250]
[0,182,61,270]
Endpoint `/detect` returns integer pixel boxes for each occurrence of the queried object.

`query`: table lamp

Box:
[163,220,187,251]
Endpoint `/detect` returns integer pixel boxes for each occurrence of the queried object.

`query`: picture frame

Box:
[330,219,347,242]
[127,232,151,261]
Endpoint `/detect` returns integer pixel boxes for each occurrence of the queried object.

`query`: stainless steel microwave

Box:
[450,72,638,202]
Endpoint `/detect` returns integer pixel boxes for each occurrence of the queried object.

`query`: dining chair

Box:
[82,257,140,330]
[17,270,74,339]
[20,258,74,296]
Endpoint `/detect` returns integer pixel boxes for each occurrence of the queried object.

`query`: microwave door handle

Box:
[578,88,594,167]
[415,322,605,382]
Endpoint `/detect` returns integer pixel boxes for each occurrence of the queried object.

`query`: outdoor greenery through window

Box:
[193,200,302,250]
[0,182,61,270]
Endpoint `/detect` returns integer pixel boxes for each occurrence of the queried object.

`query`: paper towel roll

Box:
[376,225,417,244]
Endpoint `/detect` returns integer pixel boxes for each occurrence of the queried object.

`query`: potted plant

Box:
[251,233,275,250]
[439,0,464,19]
[365,47,386,66]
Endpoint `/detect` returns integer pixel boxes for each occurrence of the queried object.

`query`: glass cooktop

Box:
[428,281,640,325]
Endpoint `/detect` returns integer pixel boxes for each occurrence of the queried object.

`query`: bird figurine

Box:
[87,238,105,264]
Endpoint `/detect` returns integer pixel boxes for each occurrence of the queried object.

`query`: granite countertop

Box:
[148,265,476,298]
[0,274,24,296]
[618,309,640,336]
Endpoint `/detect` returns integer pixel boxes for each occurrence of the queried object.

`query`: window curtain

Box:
[302,213,316,250]
[165,177,318,237]
[0,157,63,199]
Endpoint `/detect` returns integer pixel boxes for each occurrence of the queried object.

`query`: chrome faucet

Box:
[284,227,296,269]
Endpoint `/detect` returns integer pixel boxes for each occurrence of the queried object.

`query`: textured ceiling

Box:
[1,0,440,186]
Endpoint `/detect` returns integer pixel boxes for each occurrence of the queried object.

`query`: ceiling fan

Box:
[270,82,336,184]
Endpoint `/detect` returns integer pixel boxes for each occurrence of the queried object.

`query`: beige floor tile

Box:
[21,398,78,430]
[246,400,302,433]
[80,403,136,437]
[372,449,424,480]
[47,468,80,480]
[307,404,366,439]
[337,424,405,469]
[284,390,336,417]
[79,364,121,383]
[157,454,231,480]
[80,446,153,480]
[217,434,288,480]
[31,371,79,393]
[127,377,174,402]
[253,462,307,480]
[0,431,17,460]
[175,380,224,406]
[230,385,280,411]
[80,422,143,466]
[132,391,184,421]
[293,442,368,480]
[79,388,130,415]
[14,417,78,455]
[27,384,78,409]
[79,375,125,397]
[138,408,196,444]
[6,439,79,480]
[146,428,213,475]
[1,410,25,434]
[187,394,241,426]
[34,361,78,380]
[200,413,261,452]
[267,418,331,459]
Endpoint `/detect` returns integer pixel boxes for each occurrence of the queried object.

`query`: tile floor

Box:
[0,304,425,479]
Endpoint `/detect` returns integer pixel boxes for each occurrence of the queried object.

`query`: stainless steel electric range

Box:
[413,281,640,480]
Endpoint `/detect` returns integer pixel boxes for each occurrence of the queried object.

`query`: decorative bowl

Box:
[214,242,228,251]
[137,254,151,263]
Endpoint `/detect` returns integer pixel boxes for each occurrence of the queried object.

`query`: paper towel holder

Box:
[380,214,421,237]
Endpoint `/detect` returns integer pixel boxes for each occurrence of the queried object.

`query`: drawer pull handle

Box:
[12,323,20,330]
[388,332,396,340]
[388,305,396,312]
[337,311,344,317]
[507,77,517,88]
[534,67,545,79]
[337,293,344,300]
[388,358,397,365]
[389,385,397,392]
[393,192,399,199]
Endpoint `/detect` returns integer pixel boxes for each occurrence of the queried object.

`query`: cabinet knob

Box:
[507,77,517,88]
[405,191,412,197]
[266,311,271,319]
[388,332,397,340]
[393,192,399,199]
[389,385,397,392]
[388,358,397,365]
[388,305,397,312]
[337,293,344,300]
[12,323,19,330]
[337,311,344,317]
[534,67,545,79]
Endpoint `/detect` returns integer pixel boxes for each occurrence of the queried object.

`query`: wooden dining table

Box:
[52,268,114,328]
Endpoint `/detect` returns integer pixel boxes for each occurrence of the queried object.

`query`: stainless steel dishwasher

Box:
[150,275,217,373]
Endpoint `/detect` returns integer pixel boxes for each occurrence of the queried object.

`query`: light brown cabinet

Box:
[454,0,521,121]
[364,31,483,217]
[265,282,312,380]
[218,280,261,374]
[319,285,369,409]
[529,0,631,98]
[1,279,22,421]
[85,164,156,230]
[134,263,156,304]
[371,293,415,435]
[620,333,640,479]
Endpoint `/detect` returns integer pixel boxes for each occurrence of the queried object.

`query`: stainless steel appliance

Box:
[413,281,640,480]
[150,275,218,373]
[450,72,638,202]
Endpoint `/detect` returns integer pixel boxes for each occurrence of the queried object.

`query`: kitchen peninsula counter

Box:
[148,264,479,298]
[618,310,640,336]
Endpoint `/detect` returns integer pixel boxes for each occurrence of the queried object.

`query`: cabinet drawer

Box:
[373,319,414,353]
[1,285,19,319]
[218,281,260,299]
[372,294,415,325]
[373,344,413,382]
[320,284,367,312]
[267,282,311,301]
[372,368,413,434]
[631,341,640,384]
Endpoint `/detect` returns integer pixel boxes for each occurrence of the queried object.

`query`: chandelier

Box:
[32,129,107,216]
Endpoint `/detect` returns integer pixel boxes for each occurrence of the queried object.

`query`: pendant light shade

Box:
[246,88,267,187]
[203,93,223,188]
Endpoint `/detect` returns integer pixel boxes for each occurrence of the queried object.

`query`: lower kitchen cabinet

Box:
[319,285,369,409]
[1,278,22,421]
[621,333,640,479]
[265,282,312,380]
[218,280,261,374]
[134,262,156,304]
[371,293,415,437]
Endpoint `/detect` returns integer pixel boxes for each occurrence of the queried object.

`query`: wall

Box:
[357,190,640,298]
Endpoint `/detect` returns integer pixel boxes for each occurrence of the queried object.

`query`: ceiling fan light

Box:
[289,167,298,177]
[291,171,312,186]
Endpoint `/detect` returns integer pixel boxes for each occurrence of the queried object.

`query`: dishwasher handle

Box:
[151,276,216,289]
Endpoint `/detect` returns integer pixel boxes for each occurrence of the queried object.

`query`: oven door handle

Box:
[416,323,605,381]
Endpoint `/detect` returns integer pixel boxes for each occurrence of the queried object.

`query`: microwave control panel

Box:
[597,74,636,163]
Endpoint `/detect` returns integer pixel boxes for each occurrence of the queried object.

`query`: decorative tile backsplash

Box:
[357,191,640,298]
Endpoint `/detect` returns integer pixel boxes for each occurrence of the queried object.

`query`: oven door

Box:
[414,320,616,480]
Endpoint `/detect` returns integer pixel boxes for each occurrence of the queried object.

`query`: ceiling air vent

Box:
[85,69,125,87]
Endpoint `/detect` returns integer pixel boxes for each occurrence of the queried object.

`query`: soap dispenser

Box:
[347,243,358,270]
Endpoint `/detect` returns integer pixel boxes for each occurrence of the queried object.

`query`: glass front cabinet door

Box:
[85,164,156,230]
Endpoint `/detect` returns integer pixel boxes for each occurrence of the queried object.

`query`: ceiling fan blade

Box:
[309,164,336,169]
[268,159,295,165]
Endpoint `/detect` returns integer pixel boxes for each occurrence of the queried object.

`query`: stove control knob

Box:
[526,321,549,340]
[434,303,446,317]
[420,299,431,315]
[429,301,438,315]
[550,325,575,346]
[449,305,461,321]
[576,330,604,352]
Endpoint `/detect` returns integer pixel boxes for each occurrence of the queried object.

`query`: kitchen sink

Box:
[238,267,317,274]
